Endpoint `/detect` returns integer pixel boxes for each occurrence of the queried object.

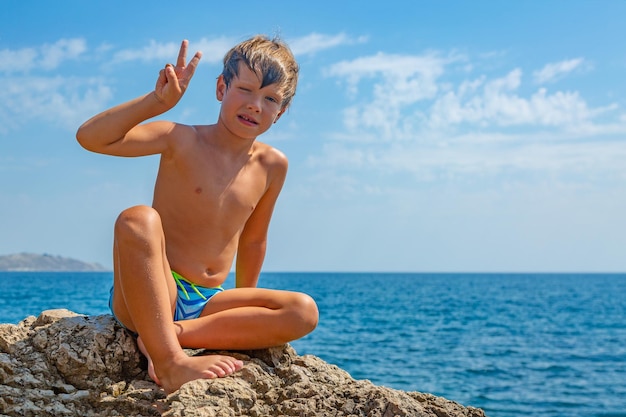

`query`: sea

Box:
[1,272,625,417]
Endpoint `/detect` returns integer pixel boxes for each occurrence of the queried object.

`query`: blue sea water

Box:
[1,272,625,417]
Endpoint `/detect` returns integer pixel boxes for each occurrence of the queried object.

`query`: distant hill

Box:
[0,253,109,272]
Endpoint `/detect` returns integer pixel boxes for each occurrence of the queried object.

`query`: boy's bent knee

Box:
[291,293,319,333]
[115,205,162,238]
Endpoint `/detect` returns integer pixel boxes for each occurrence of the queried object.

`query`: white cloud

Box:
[113,39,184,64]
[315,50,626,191]
[112,37,235,65]
[533,58,586,84]
[39,38,87,70]
[309,131,626,193]
[111,34,348,66]
[289,32,367,56]
[430,70,595,128]
[0,76,112,134]
[327,53,618,135]
[0,38,86,74]
[192,37,237,63]
[0,38,116,134]
[0,47,37,73]
[326,52,450,140]
[326,52,446,97]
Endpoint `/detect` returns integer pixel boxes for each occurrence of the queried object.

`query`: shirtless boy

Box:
[76,36,319,393]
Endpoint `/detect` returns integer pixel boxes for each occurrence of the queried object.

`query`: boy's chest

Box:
[161,158,267,215]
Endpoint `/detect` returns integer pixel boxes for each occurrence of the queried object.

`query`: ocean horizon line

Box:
[1,270,625,275]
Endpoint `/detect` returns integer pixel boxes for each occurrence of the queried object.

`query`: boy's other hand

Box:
[154,39,202,107]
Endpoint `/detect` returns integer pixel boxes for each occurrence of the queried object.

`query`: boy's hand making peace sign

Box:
[153,40,202,108]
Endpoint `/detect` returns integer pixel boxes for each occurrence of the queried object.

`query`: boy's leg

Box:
[110,205,243,393]
[173,288,319,350]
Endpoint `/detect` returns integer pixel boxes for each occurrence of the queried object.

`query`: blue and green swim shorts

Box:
[108,270,224,328]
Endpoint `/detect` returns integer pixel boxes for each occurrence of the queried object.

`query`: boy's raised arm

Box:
[76,40,202,157]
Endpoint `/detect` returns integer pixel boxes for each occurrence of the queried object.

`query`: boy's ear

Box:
[216,75,226,101]
[273,109,286,124]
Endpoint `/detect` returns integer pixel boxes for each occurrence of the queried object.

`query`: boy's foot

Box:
[137,336,161,385]
[136,336,244,393]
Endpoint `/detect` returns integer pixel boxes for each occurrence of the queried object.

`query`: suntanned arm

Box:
[76,40,202,157]
[235,151,288,288]
[77,94,175,156]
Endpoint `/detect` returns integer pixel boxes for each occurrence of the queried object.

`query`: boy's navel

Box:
[194,187,203,194]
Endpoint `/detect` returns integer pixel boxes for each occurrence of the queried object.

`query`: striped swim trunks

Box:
[172,270,224,321]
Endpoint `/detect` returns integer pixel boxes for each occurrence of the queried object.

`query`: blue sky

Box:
[1,1,625,272]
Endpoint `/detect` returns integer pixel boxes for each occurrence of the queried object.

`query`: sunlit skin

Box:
[76,40,318,393]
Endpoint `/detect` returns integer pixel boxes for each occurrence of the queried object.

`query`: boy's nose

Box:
[247,96,262,112]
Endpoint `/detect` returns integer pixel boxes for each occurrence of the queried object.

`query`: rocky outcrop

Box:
[0,253,108,272]
[0,310,486,417]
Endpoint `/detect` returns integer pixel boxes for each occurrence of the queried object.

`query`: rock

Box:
[0,309,487,417]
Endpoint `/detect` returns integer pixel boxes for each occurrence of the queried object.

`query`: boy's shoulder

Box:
[253,141,288,167]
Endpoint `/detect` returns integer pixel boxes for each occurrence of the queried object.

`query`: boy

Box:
[76,36,319,393]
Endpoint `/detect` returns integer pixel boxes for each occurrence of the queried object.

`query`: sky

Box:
[1,1,625,272]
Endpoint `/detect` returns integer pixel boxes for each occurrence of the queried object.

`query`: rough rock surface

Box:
[0,309,487,417]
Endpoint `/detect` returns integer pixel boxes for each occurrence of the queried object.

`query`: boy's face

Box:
[216,63,285,139]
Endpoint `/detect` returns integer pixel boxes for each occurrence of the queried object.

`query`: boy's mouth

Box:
[238,114,258,125]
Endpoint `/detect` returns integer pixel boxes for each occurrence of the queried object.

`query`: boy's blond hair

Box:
[222,35,299,110]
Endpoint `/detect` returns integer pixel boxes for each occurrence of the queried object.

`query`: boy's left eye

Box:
[265,96,279,103]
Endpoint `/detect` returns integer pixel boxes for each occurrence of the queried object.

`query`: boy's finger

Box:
[164,64,180,88]
[187,51,203,73]
[177,39,188,67]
